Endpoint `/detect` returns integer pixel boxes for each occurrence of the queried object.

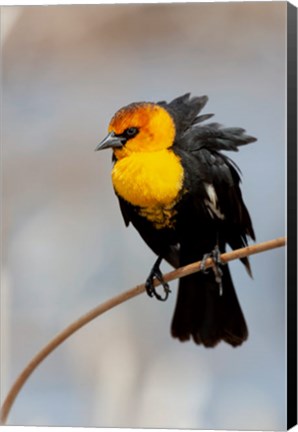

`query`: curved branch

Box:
[0,236,286,424]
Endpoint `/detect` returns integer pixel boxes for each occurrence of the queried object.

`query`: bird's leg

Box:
[200,244,225,296]
[145,256,171,302]
[211,244,224,296]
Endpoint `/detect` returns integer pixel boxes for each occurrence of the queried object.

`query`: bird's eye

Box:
[124,127,139,138]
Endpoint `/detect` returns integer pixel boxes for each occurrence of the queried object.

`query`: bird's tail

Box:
[171,264,248,347]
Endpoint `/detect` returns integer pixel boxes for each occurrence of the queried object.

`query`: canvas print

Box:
[1,2,296,430]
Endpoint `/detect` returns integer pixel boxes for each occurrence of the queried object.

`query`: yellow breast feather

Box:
[111,149,184,228]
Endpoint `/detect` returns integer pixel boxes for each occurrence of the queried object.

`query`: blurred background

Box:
[1,2,286,429]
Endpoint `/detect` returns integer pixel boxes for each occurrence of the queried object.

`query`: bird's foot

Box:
[145,257,171,302]
[200,245,225,296]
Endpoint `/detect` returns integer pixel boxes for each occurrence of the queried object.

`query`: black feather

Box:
[159,93,209,135]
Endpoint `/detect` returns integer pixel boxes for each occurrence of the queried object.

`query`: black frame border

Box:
[287,2,297,430]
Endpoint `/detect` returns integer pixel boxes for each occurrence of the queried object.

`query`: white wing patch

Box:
[204,183,225,220]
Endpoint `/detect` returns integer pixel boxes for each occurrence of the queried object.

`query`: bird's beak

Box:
[95,132,124,151]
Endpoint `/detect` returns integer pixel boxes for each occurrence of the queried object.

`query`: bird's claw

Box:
[200,253,212,274]
[200,245,225,296]
[145,258,171,302]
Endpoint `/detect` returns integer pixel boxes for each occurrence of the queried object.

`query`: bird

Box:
[96,93,256,348]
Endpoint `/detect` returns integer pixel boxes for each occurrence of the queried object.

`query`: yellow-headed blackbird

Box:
[96,93,256,347]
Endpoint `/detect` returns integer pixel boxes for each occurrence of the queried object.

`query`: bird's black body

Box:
[104,94,256,347]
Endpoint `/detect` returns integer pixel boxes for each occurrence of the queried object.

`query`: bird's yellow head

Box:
[96,102,176,159]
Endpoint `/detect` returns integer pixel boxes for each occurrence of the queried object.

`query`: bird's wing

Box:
[179,122,257,152]
[159,93,256,151]
[177,145,255,274]
[169,99,256,240]
[118,194,131,227]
